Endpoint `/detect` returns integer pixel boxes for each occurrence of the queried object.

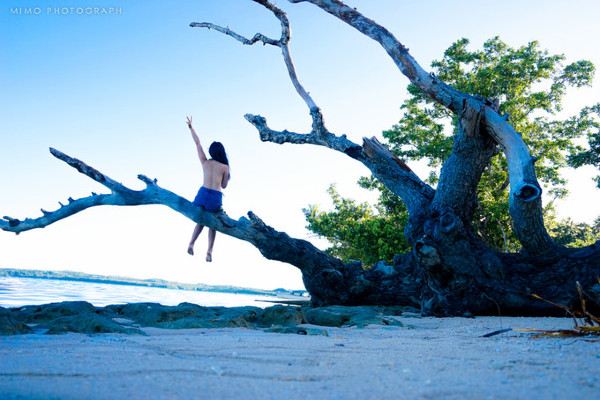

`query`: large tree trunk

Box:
[3,0,600,316]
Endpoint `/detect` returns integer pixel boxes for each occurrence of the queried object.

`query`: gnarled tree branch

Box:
[1,148,427,308]
[191,0,317,111]
[245,113,434,213]
[295,0,559,255]
[0,149,342,276]
[190,0,433,214]
[483,107,558,255]
[190,0,290,46]
[7,1,595,317]
[291,0,468,114]
[188,22,281,46]
[430,98,499,223]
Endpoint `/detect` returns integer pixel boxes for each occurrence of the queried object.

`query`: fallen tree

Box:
[2,0,600,316]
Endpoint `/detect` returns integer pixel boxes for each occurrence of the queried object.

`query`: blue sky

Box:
[1,0,599,291]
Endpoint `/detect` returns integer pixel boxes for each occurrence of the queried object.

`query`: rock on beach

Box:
[1,301,416,335]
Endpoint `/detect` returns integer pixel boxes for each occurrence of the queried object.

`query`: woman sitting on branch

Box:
[185,116,230,262]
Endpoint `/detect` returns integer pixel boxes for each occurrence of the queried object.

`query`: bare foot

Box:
[206,253,212,262]
[187,246,194,256]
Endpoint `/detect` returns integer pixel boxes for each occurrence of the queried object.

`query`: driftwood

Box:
[3,0,600,315]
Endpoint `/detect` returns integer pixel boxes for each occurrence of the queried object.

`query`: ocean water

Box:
[0,277,280,309]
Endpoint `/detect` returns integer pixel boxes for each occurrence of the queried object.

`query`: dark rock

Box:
[103,302,210,326]
[102,302,164,323]
[4,301,412,335]
[304,305,407,327]
[11,301,97,324]
[156,317,214,329]
[303,306,355,327]
[0,306,32,335]
[206,307,261,329]
[102,303,127,315]
[159,302,211,322]
[104,303,261,329]
[42,313,144,335]
[265,325,329,336]
[377,305,421,316]
[163,315,255,329]
[224,314,255,329]
[256,305,306,327]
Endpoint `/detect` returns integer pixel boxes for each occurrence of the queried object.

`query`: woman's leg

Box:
[206,228,216,262]
[187,224,204,255]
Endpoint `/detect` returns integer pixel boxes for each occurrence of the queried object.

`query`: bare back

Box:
[202,159,229,191]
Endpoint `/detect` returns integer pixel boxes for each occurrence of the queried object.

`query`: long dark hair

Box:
[208,142,229,166]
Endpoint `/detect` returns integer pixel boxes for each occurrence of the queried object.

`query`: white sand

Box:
[1,316,598,399]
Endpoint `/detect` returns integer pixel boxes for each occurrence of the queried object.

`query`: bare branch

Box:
[281,44,318,109]
[189,22,281,46]
[245,112,360,155]
[253,0,292,44]
[293,0,467,114]
[190,0,317,111]
[246,113,434,212]
[483,109,542,203]
[190,0,433,212]
[362,137,435,212]
[483,107,558,255]
[191,1,433,212]
[50,148,123,191]
[288,1,560,254]
[0,149,343,280]
[190,0,290,46]
[1,148,429,309]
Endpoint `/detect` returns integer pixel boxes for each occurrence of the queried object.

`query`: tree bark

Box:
[3,146,598,315]
[483,107,559,256]
[4,0,600,316]
[430,98,499,223]
[278,0,600,316]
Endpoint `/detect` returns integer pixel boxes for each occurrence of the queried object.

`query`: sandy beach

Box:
[1,315,598,399]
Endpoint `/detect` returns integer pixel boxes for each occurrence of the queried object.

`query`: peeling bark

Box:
[430,98,498,223]
[483,107,558,256]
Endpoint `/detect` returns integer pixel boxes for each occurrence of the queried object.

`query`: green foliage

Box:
[383,36,595,250]
[548,217,600,247]
[304,185,410,266]
[306,37,598,262]
[567,103,600,187]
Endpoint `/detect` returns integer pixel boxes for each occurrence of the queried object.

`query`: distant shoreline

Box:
[0,268,304,298]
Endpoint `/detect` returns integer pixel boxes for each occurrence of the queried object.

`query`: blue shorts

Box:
[193,187,223,212]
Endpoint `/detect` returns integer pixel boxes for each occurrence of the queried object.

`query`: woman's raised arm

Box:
[186,116,207,163]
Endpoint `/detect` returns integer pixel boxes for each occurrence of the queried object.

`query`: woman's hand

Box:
[186,116,206,162]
